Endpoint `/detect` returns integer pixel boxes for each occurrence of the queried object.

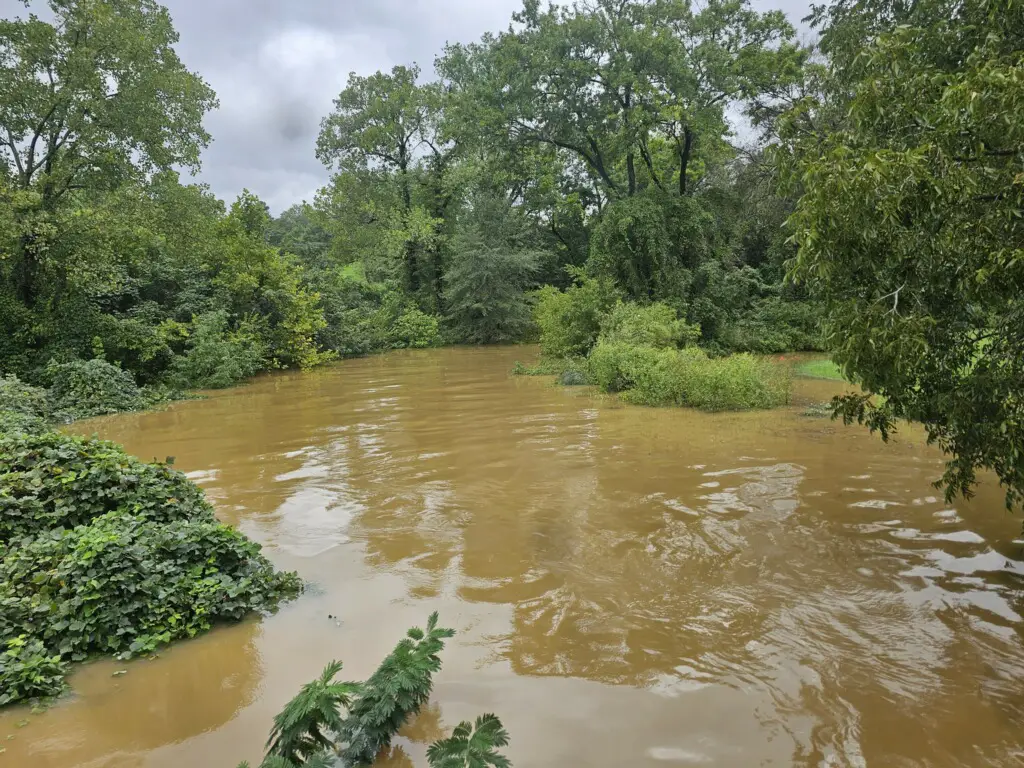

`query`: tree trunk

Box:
[679,127,694,196]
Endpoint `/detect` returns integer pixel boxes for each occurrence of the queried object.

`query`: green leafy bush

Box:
[46,358,146,421]
[0,374,49,419]
[0,430,302,708]
[264,660,360,764]
[169,311,267,389]
[0,431,212,544]
[427,714,511,768]
[0,374,50,434]
[598,301,700,349]
[673,352,791,411]
[0,635,68,706]
[386,306,440,350]
[532,272,620,359]
[588,343,790,411]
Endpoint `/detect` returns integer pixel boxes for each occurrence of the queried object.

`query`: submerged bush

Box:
[0,511,301,663]
[0,430,302,707]
[339,612,455,766]
[0,431,212,544]
[588,343,789,411]
[46,358,146,421]
[241,615,511,768]
[0,635,68,706]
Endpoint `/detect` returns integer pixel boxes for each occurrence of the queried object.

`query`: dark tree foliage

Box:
[780,0,1024,508]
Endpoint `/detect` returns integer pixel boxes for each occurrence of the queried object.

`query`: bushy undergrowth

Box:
[0,374,50,433]
[588,342,790,410]
[532,273,620,359]
[524,284,792,411]
[169,311,268,390]
[241,614,511,768]
[0,431,301,707]
[599,301,700,350]
[46,358,147,421]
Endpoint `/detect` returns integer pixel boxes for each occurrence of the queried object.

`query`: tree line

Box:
[1,0,1021,507]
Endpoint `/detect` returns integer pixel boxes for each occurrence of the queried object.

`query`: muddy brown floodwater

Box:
[2,347,1023,767]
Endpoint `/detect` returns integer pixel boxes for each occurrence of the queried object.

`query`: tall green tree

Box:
[438,0,802,301]
[316,65,453,308]
[0,0,217,308]
[781,0,1024,507]
[444,192,543,344]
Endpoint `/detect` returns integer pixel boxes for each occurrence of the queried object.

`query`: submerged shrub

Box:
[598,301,700,350]
[0,431,213,544]
[588,343,789,411]
[170,311,267,389]
[46,358,146,421]
[264,660,360,764]
[677,353,790,411]
[0,511,302,664]
[241,615,512,768]
[0,430,302,708]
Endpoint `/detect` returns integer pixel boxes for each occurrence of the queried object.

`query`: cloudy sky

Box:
[4,0,813,213]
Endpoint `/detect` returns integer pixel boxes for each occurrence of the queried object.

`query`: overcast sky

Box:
[3,0,813,213]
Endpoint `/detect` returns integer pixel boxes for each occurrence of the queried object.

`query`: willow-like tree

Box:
[781,0,1024,508]
[0,0,217,308]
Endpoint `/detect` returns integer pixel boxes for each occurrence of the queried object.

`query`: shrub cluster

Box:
[0,374,50,433]
[590,343,790,410]
[527,286,791,411]
[46,358,147,421]
[0,431,301,706]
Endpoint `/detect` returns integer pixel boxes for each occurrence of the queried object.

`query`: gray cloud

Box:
[2,0,812,213]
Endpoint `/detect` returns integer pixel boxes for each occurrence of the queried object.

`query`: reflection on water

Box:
[3,347,1023,767]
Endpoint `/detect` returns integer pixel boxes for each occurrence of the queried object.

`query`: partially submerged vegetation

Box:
[0,431,301,707]
[515,277,792,411]
[240,615,512,768]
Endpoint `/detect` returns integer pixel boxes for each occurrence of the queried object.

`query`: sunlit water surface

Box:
[2,347,1022,767]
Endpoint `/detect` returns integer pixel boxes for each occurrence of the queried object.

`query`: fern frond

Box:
[426,714,511,768]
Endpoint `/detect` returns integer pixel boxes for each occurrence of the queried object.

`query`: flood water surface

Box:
[3,347,1023,767]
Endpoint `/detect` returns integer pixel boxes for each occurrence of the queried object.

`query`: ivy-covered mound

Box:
[0,431,302,707]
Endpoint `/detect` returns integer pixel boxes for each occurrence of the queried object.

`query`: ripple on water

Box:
[10,347,1023,768]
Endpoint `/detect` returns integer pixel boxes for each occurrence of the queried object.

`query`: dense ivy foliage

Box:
[0,431,212,543]
[46,358,147,421]
[0,431,301,706]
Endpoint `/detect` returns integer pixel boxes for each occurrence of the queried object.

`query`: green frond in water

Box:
[426,714,511,768]
[337,613,455,766]
[265,660,360,764]
[258,757,301,768]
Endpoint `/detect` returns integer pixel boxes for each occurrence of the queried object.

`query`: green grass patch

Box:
[795,358,845,381]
